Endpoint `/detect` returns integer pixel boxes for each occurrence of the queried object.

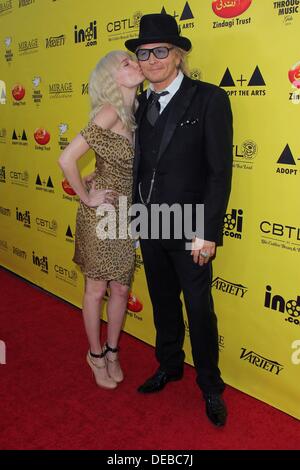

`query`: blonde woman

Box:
[59,51,144,389]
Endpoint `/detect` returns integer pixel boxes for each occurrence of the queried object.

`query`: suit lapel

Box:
[156,76,198,166]
[133,93,148,175]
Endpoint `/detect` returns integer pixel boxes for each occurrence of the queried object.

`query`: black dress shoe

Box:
[204,393,227,427]
[137,369,183,393]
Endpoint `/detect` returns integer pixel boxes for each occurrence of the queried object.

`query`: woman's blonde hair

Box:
[89,50,137,131]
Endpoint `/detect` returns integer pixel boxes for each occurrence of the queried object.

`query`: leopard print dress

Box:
[73,121,135,286]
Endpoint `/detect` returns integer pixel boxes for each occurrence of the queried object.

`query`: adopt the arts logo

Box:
[35,173,54,193]
[219,66,267,97]
[161,2,195,31]
[275,144,299,176]
[12,128,28,146]
[233,139,258,171]
[32,76,43,106]
[259,218,300,253]
[264,285,300,327]
[288,61,300,104]
[12,84,26,106]
[240,347,284,375]
[4,36,13,63]
[223,208,244,240]
[34,128,51,151]
[273,0,299,25]
[106,10,142,42]
[212,0,252,29]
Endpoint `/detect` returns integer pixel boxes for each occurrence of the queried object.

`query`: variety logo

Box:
[34,127,50,144]
[54,264,77,286]
[288,62,300,104]
[35,173,54,193]
[35,217,57,236]
[12,246,27,259]
[291,339,300,365]
[18,38,38,55]
[233,139,257,170]
[32,76,43,105]
[106,11,142,41]
[0,206,11,217]
[223,208,243,239]
[12,84,26,105]
[32,250,48,273]
[16,207,31,228]
[212,0,252,28]
[58,123,69,150]
[45,34,66,48]
[212,277,248,298]
[49,81,73,99]
[273,0,300,25]
[74,20,97,46]
[240,348,284,375]
[260,219,300,252]
[162,2,195,30]
[12,128,28,145]
[0,80,6,104]
[9,169,29,187]
[276,144,299,176]
[220,66,266,97]
[0,239,8,251]
[265,286,300,327]
[0,0,12,15]
[0,166,5,183]
[19,0,35,7]
[4,36,13,63]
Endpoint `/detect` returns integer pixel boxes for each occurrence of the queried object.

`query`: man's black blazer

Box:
[133,75,233,246]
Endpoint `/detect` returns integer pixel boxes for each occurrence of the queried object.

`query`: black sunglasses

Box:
[136,46,174,61]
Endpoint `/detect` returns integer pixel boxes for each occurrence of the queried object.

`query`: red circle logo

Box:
[12,84,25,101]
[288,62,300,89]
[62,179,76,196]
[212,0,252,18]
[34,128,50,145]
[127,292,143,313]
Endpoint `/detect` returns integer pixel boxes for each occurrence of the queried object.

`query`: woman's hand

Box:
[82,171,96,187]
[86,181,118,208]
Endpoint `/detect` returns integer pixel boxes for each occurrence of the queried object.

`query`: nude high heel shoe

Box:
[103,343,124,383]
[86,350,117,389]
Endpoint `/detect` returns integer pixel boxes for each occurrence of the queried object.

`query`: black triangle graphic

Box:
[277,144,296,165]
[248,66,266,86]
[12,129,18,140]
[219,68,235,87]
[66,225,73,238]
[35,174,42,185]
[161,6,167,14]
[21,130,27,141]
[180,1,194,20]
[47,176,54,187]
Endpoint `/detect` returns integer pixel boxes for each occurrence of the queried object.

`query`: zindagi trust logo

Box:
[212,0,252,29]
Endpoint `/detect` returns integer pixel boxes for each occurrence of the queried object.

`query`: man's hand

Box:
[191,237,216,266]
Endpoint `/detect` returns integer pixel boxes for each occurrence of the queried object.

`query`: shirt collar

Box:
[147,70,184,98]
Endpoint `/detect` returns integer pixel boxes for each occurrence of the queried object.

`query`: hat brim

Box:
[125,35,192,53]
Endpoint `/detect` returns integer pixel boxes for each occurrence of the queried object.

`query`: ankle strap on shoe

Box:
[89,350,106,359]
[104,343,119,354]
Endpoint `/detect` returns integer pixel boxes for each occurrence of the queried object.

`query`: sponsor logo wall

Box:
[0,1,299,419]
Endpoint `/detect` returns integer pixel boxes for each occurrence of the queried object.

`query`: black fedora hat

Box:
[125,13,191,52]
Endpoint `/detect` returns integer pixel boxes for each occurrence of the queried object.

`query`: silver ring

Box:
[200,251,209,258]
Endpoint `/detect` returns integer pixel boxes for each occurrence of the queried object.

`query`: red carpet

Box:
[0,267,299,450]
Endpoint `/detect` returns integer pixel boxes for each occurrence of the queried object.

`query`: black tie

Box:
[146,90,169,126]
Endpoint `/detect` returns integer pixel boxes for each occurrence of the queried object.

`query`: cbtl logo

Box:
[34,128,50,145]
[12,84,25,101]
[62,178,76,196]
[212,0,252,18]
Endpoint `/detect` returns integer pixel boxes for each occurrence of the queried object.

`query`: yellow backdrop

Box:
[0,0,299,419]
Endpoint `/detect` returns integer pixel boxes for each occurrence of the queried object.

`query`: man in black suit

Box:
[125,13,233,427]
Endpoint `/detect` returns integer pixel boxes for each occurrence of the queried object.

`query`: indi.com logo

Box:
[0,340,6,364]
